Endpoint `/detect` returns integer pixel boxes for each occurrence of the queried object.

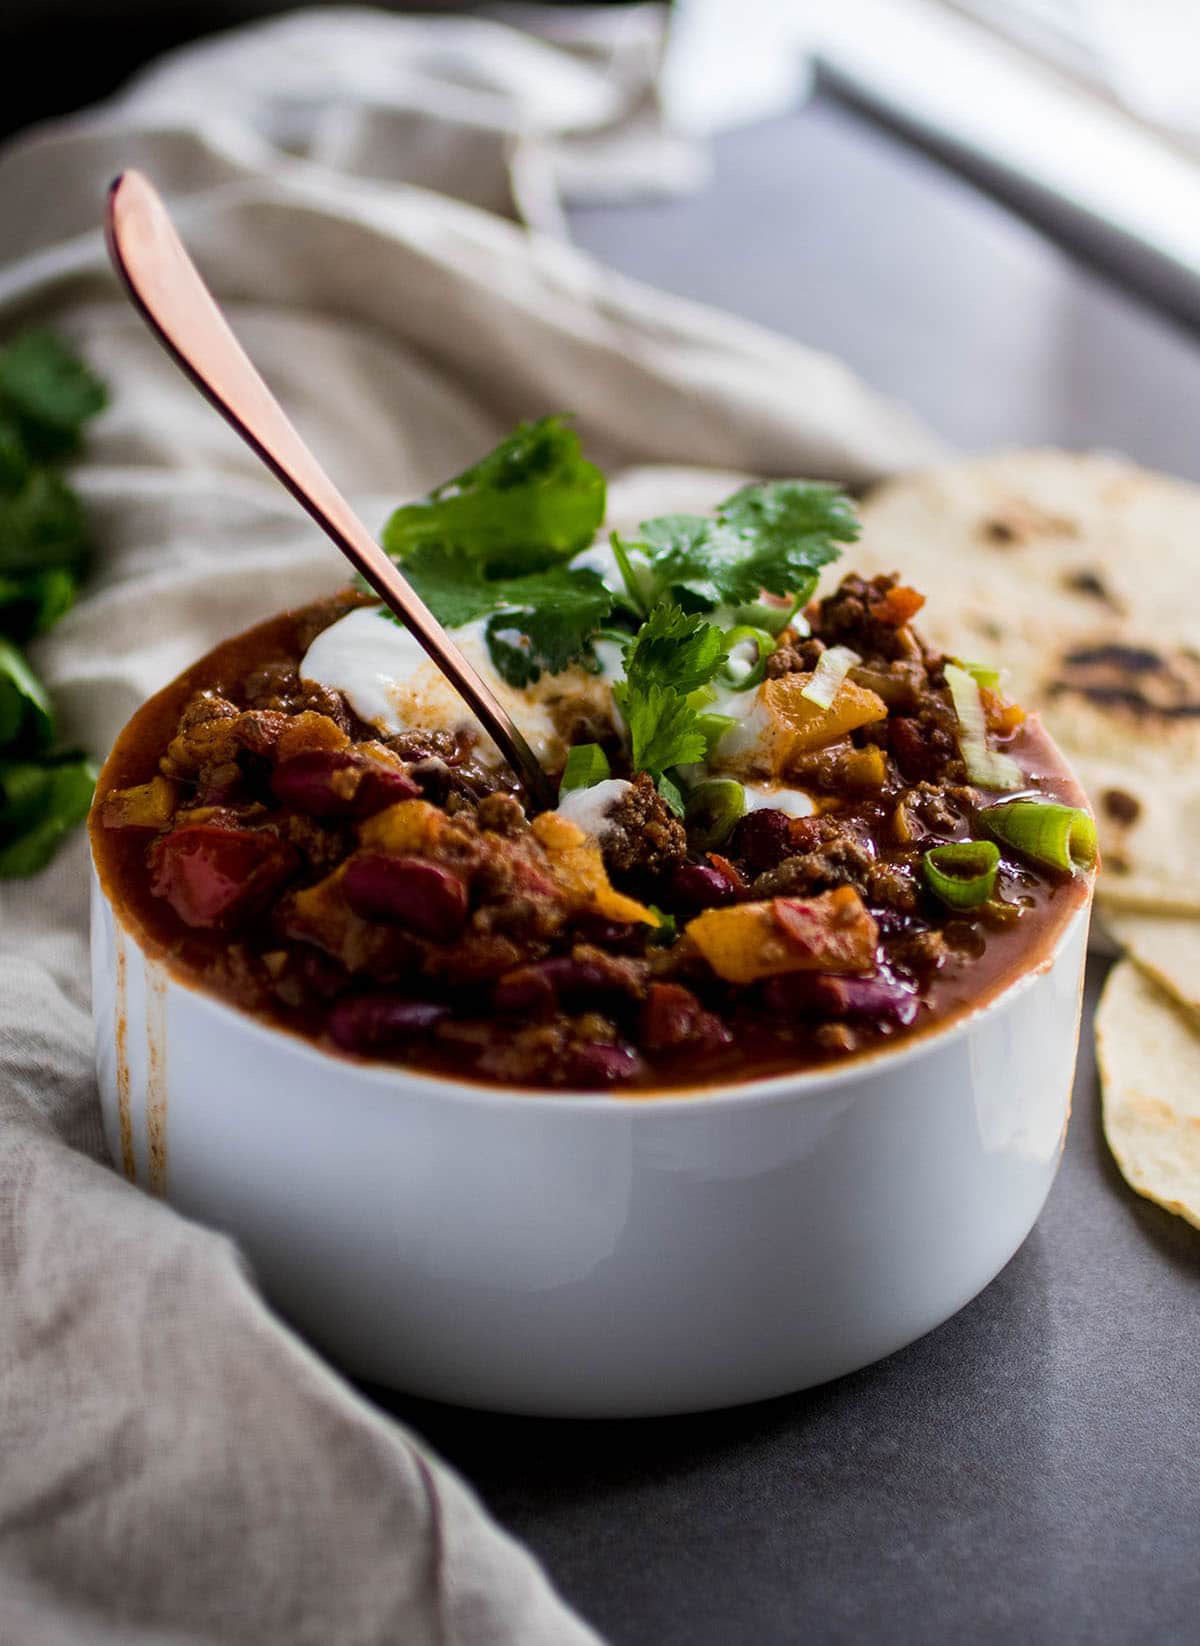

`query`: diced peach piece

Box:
[686,886,878,984]
[100,775,177,831]
[838,744,888,789]
[764,674,888,757]
[359,798,446,856]
[532,812,659,926]
[283,864,403,973]
[274,711,350,763]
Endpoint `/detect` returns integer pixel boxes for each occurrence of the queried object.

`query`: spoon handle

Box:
[105,170,555,811]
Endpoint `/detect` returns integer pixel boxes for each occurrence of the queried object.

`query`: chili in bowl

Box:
[88,424,1095,1414]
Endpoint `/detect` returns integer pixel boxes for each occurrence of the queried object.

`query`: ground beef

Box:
[476,793,528,836]
[243,661,354,733]
[602,772,687,878]
[817,572,922,662]
[765,636,826,677]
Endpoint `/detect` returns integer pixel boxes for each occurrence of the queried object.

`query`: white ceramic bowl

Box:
[91,861,1090,1418]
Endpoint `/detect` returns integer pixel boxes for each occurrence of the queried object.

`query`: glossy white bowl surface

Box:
[91,865,1089,1417]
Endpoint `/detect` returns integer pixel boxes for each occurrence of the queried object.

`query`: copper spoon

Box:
[105,169,555,811]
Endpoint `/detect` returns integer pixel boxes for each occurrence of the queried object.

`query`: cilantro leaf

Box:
[612,603,729,776]
[0,755,96,877]
[382,416,605,578]
[0,331,106,459]
[618,600,728,695]
[614,680,711,775]
[559,743,610,795]
[0,567,76,639]
[0,413,30,494]
[615,481,859,614]
[0,467,89,575]
[0,636,54,748]
[393,546,613,688]
[715,480,859,602]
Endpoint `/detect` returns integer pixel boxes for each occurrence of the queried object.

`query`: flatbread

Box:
[849,450,1200,915]
[1096,959,1200,1230]
[1102,912,1200,1020]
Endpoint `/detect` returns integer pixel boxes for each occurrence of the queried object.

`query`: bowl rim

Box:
[93,857,1092,1116]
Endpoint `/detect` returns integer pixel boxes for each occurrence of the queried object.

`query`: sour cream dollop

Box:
[300,606,620,767]
[554,778,632,840]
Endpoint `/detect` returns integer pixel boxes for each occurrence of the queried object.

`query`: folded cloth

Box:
[0,8,944,1643]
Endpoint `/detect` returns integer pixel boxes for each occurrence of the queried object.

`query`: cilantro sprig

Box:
[379,416,611,686]
[0,330,104,877]
[612,481,860,617]
[377,422,860,798]
[382,415,605,579]
[612,604,732,792]
[392,545,613,687]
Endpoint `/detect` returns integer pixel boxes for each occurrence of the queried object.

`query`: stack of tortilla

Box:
[847,450,1200,1230]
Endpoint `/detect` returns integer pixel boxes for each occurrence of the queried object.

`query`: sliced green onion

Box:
[685,777,746,848]
[656,771,686,817]
[983,801,1098,874]
[800,644,860,710]
[718,625,775,691]
[559,742,610,796]
[952,657,1001,690]
[609,531,650,617]
[944,662,1022,790]
[922,839,1000,909]
[732,597,807,638]
[696,712,735,755]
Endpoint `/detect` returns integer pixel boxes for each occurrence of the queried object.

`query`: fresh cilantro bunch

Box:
[0,331,105,876]
[380,417,612,686]
[378,421,861,802]
[611,481,860,617]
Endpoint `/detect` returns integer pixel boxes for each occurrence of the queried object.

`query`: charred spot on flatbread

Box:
[978,499,1079,547]
[1061,568,1119,607]
[1047,642,1200,722]
[1101,787,1141,826]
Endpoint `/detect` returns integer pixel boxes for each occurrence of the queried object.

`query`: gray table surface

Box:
[375,92,1200,1645]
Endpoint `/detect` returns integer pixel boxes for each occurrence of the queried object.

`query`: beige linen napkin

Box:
[0,8,944,1642]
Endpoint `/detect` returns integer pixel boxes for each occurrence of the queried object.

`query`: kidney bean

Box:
[565,1042,644,1087]
[888,717,939,783]
[271,751,418,818]
[762,971,918,1026]
[669,859,738,912]
[640,983,732,1054]
[493,967,556,1014]
[729,808,792,872]
[493,955,626,1013]
[571,914,648,954]
[342,853,468,940]
[328,993,450,1054]
[150,824,298,929]
[355,765,422,816]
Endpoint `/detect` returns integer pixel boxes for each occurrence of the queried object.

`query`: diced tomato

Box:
[150,825,297,928]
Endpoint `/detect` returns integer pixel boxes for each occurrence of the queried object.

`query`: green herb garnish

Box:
[612,480,859,617]
[389,546,614,687]
[377,424,861,798]
[0,330,104,877]
[612,603,729,777]
[560,743,611,795]
[382,415,605,578]
[0,330,107,460]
